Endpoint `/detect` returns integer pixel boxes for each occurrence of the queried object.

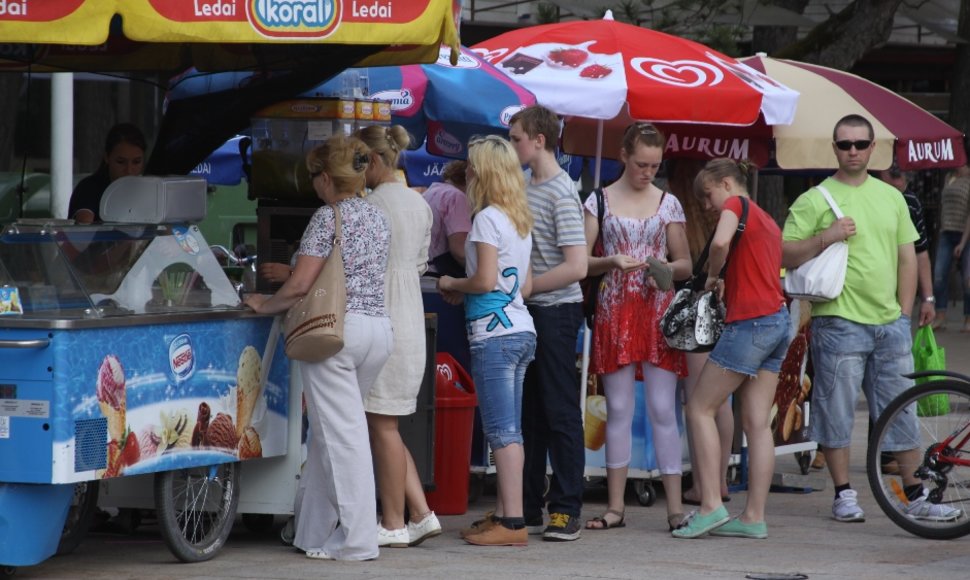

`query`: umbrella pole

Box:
[592,119,604,189]
[580,118,606,434]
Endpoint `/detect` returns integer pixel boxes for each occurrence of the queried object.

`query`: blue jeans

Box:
[932,230,970,315]
[710,305,792,376]
[469,332,536,451]
[522,302,585,520]
[808,315,918,450]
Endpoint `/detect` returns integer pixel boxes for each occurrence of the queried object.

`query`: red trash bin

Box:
[425,352,477,515]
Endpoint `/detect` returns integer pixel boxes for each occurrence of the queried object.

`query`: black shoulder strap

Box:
[688,196,750,289]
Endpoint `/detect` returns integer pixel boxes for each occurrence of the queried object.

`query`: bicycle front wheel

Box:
[154,462,240,562]
[867,380,970,540]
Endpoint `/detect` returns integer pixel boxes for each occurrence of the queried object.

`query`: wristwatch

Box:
[923,296,936,303]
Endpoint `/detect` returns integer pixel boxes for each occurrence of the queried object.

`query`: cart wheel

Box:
[242,513,275,534]
[154,462,240,563]
[796,452,812,475]
[280,516,295,546]
[1,566,16,577]
[57,480,100,556]
[633,480,656,507]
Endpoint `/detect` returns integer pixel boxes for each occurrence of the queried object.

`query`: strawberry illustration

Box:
[580,64,612,79]
[547,48,588,68]
[121,430,141,467]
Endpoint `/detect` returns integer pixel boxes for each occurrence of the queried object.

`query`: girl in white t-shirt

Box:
[438,135,536,546]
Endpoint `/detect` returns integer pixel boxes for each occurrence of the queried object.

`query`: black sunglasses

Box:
[834,139,872,151]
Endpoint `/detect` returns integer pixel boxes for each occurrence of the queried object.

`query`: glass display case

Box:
[0,222,240,319]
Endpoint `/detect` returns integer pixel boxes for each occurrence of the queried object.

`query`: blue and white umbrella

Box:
[189,135,250,186]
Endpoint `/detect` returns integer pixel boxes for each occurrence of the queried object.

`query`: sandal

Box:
[585,509,626,530]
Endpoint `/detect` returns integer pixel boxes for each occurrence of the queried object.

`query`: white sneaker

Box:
[407,512,442,546]
[377,524,410,548]
[904,489,963,522]
[832,489,865,522]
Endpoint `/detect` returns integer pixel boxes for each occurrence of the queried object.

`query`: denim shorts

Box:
[808,315,918,450]
[469,332,537,450]
[709,305,792,377]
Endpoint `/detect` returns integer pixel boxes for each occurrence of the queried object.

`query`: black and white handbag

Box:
[660,197,748,352]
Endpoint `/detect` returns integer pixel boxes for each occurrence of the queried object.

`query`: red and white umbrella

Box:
[742,54,966,171]
[472,12,797,125]
[472,11,798,183]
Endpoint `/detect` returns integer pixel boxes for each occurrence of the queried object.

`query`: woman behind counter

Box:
[354,124,441,548]
[244,135,393,561]
[69,123,147,224]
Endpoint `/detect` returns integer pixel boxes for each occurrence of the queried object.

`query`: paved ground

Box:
[12,307,970,579]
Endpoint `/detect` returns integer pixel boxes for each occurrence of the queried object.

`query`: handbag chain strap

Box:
[687,197,750,290]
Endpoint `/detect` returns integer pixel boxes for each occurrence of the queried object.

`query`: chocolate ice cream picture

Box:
[191,402,211,447]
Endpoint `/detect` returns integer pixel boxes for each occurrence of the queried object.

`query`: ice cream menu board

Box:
[48,317,288,484]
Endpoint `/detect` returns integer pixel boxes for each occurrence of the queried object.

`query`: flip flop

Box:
[585,509,625,530]
[646,256,673,291]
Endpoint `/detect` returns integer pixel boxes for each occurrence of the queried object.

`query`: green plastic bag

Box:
[912,325,949,416]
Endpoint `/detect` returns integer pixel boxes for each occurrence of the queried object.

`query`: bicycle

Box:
[868,370,970,539]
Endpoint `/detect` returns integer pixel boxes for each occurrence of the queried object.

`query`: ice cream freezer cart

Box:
[0,178,299,573]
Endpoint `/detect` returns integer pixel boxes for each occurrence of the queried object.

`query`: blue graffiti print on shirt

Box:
[465,267,520,332]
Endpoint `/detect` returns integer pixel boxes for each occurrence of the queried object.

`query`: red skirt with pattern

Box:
[590,277,687,377]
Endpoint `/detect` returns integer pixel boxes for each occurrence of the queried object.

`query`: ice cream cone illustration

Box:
[584,395,608,450]
[96,355,127,442]
[235,346,262,437]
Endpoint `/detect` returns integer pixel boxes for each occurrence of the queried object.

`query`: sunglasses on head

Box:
[834,139,872,151]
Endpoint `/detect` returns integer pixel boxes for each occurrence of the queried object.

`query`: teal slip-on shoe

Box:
[671,506,730,539]
[709,517,768,539]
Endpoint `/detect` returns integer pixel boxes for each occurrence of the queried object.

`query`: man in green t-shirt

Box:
[782,114,960,525]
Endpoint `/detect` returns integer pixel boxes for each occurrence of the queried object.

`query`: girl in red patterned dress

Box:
[583,123,693,532]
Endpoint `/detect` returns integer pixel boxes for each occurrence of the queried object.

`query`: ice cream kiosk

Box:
[0,176,293,571]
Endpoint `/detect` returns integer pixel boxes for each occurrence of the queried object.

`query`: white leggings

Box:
[601,362,682,475]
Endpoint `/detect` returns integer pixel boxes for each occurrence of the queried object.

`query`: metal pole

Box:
[51,73,74,219]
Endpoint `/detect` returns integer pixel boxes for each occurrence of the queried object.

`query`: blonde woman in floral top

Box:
[244,135,392,561]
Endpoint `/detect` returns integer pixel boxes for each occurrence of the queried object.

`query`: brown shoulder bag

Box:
[283,204,347,362]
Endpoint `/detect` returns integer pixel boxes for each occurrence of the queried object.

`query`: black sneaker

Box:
[525,515,544,535]
[542,512,581,542]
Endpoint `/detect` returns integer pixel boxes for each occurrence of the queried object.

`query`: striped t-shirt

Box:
[525,170,586,306]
